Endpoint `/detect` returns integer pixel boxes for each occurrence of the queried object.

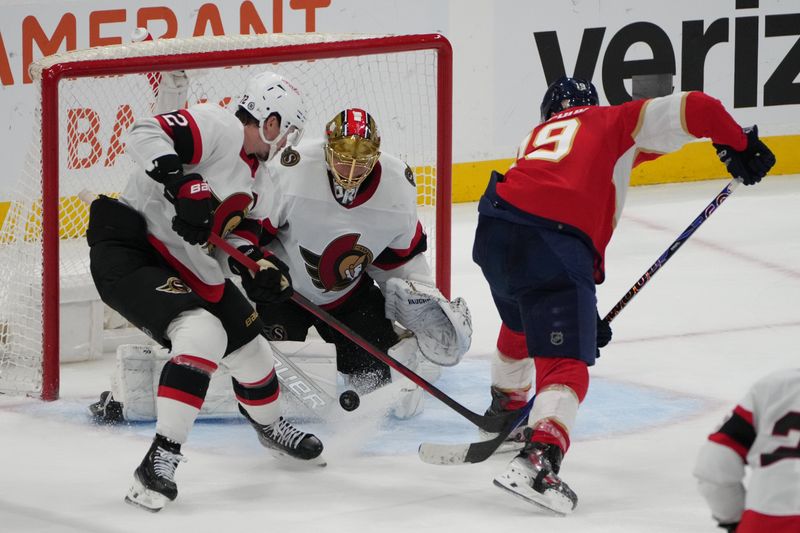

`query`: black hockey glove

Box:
[233,246,294,304]
[596,311,612,348]
[146,154,214,245]
[713,125,775,186]
[717,522,738,533]
[145,153,183,184]
[165,173,214,246]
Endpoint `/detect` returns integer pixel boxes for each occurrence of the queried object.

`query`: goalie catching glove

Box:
[229,245,293,304]
[384,278,472,366]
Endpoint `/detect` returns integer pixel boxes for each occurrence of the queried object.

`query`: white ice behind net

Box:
[0,34,442,395]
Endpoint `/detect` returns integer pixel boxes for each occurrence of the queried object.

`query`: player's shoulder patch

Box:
[404,164,416,187]
[281,146,301,167]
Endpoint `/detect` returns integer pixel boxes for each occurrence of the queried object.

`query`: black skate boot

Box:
[125,434,186,512]
[239,405,325,465]
[493,440,578,515]
[481,387,529,453]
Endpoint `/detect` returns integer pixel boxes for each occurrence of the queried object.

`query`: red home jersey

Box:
[495,91,746,282]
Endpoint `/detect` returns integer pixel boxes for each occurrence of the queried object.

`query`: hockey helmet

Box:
[540,76,599,122]
[324,108,381,190]
[239,72,307,160]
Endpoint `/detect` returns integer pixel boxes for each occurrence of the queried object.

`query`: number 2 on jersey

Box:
[761,411,800,466]
[518,118,580,162]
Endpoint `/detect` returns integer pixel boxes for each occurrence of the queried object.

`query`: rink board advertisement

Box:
[0,0,797,209]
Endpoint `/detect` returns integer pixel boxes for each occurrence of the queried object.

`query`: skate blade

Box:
[124,476,170,512]
[493,476,572,516]
[268,449,327,467]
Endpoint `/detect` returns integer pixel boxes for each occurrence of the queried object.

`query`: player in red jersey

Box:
[473,76,776,514]
[694,368,800,532]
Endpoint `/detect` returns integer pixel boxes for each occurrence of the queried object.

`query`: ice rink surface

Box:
[1,175,798,532]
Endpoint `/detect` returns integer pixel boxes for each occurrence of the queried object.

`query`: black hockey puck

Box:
[339,390,360,411]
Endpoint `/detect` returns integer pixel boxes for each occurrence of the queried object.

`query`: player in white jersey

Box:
[87,71,323,512]
[694,368,800,532]
[237,108,471,418]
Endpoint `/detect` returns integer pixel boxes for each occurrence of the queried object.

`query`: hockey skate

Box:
[239,405,325,466]
[125,435,186,512]
[493,441,578,515]
[479,387,528,454]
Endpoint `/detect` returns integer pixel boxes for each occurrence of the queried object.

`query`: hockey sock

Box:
[155,355,215,443]
[233,369,281,425]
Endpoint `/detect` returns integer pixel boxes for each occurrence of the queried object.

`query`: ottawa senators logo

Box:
[156,277,192,294]
[281,146,300,167]
[300,234,374,292]
[404,164,416,186]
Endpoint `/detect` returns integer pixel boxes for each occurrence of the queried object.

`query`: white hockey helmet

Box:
[239,72,307,160]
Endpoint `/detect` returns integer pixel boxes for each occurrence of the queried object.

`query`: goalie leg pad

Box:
[384,278,472,366]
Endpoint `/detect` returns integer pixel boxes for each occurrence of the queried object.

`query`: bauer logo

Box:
[245,310,259,327]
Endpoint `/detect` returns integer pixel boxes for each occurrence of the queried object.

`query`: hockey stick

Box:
[209,233,523,434]
[268,341,338,416]
[603,178,740,323]
[419,178,742,465]
[76,189,340,418]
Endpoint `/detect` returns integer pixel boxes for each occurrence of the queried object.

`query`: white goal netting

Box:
[0,33,451,398]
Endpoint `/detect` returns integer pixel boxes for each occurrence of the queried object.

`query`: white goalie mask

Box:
[239,72,307,160]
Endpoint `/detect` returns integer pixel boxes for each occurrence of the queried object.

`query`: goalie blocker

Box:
[383,278,472,366]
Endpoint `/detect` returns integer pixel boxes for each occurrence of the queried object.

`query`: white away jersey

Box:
[694,368,800,531]
[121,103,258,302]
[253,140,427,307]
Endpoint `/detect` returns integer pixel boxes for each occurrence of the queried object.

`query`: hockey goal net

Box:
[0,33,452,400]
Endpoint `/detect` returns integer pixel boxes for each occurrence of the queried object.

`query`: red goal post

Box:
[0,33,452,400]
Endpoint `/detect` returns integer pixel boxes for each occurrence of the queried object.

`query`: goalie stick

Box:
[418,178,742,465]
[209,233,523,434]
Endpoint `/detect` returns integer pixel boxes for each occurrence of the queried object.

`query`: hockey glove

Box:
[145,153,183,183]
[166,173,214,246]
[231,245,293,304]
[717,522,738,533]
[713,125,775,186]
[146,155,214,245]
[596,311,612,348]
